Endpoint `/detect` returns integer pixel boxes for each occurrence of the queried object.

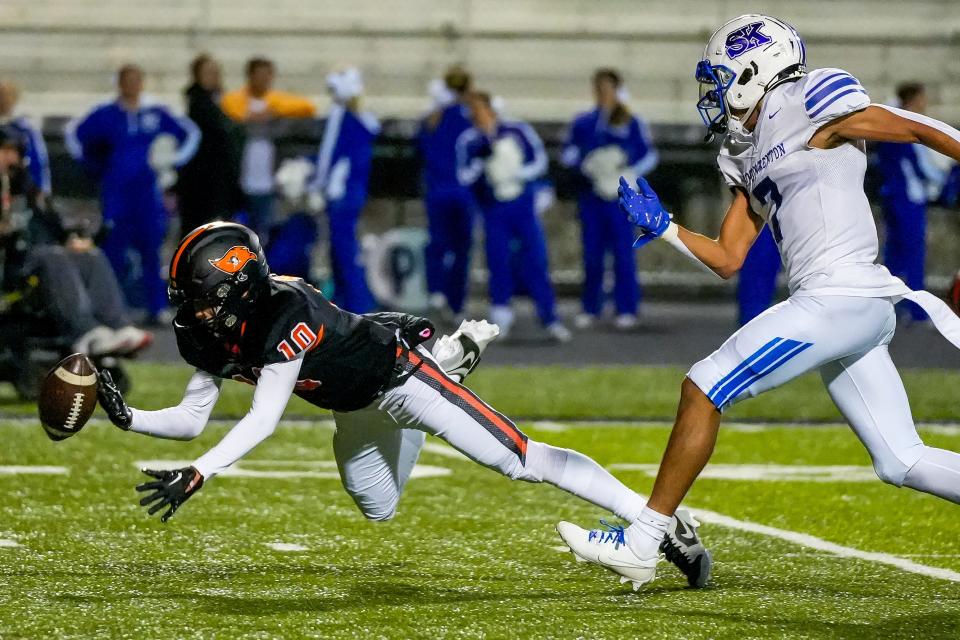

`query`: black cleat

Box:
[660,509,712,588]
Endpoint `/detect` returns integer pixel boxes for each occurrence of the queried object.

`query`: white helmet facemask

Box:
[696,15,806,140]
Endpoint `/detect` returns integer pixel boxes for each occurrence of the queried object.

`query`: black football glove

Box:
[97,370,132,430]
[136,466,204,523]
[365,312,435,348]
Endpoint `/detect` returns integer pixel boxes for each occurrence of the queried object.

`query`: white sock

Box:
[626,506,671,559]
[525,441,646,522]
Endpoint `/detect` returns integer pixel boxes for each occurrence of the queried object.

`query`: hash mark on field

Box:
[0,539,20,548]
[265,542,309,552]
[0,465,69,475]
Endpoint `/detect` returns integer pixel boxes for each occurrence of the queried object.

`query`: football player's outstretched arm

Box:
[98,369,222,440]
[813,104,960,163]
[619,177,764,279]
[190,357,303,480]
[135,358,304,522]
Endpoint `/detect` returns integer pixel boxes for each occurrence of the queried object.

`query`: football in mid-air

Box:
[38,354,99,441]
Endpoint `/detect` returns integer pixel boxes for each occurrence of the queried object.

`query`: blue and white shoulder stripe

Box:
[802,68,870,122]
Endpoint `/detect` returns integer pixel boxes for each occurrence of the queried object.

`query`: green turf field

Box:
[2,363,959,639]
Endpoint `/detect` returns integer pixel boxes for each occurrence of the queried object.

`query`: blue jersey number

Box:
[751,177,784,244]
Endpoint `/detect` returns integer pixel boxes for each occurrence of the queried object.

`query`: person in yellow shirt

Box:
[221,57,315,238]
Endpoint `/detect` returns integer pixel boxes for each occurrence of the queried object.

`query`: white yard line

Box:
[421,442,470,461]
[0,539,21,548]
[690,505,960,583]
[530,421,568,432]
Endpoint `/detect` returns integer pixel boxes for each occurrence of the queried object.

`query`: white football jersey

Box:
[718,68,909,298]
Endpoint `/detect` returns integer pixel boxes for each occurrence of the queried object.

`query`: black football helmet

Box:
[168,222,270,338]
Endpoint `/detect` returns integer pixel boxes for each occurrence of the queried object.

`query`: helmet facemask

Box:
[696,15,807,140]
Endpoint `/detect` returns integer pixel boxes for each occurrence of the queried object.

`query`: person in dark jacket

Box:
[177,54,244,233]
[0,126,151,355]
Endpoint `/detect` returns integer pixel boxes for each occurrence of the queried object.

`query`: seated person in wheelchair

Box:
[0,125,152,356]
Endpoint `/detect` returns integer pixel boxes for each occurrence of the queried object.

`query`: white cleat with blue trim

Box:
[556,520,660,591]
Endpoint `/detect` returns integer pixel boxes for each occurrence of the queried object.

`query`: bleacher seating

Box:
[0,0,957,123]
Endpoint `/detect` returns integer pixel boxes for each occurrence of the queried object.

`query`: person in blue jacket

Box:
[876,83,943,322]
[562,69,658,331]
[457,91,570,342]
[0,81,51,197]
[308,67,378,314]
[417,66,476,321]
[66,64,199,323]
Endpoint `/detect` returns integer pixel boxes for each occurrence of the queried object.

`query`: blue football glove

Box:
[618,176,672,248]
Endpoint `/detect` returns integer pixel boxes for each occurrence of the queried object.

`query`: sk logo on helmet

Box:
[209,245,257,274]
[725,21,772,59]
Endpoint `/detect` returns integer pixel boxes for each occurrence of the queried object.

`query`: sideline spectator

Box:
[562,68,657,331]
[0,80,51,196]
[177,53,244,233]
[876,83,939,322]
[65,64,199,324]
[221,57,315,239]
[457,91,570,342]
[417,65,477,321]
[0,126,151,355]
[307,67,378,313]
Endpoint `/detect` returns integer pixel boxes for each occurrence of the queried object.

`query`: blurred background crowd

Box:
[0,0,958,378]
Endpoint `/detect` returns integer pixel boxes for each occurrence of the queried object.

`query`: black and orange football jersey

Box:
[175,275,397,412]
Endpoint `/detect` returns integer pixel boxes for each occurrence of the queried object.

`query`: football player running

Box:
[558,14,960,589]
[97,222,710,587]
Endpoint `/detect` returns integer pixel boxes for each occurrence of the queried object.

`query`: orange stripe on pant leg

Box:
[408,351,527,455]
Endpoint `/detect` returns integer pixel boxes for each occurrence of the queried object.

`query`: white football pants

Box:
[688,294,960,503]
[332,347,646,521]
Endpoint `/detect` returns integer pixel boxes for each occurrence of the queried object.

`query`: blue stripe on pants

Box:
[709,338,813,409]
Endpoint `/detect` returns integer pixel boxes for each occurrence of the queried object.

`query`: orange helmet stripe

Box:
[170,223,217,280]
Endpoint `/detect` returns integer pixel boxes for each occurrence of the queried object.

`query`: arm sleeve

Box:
[872,104,960,149]
[158,107,201,167]
[129,370,222,440]
[191,357,303,479]
[559,119,582,169]
[516,122,548,182]
[269,91,317,118]
[456,129,484,186]
[629,118,659,177]
[64,108,98,161]
[20,119,51,194]
[220,91,247,121]
[309,105,344,193]
[802,68,871,142]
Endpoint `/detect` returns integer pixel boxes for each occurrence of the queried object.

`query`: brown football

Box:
[38,354,99,441]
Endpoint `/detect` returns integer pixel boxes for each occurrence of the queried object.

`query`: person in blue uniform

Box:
[417,66,476,320]
[308,67,378,314]
[0,81,51,197]
[876,83,937,322]
[66,64,199,323]
[736,226,780,325]
[456,91,570,342]
[562,68,658,331]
